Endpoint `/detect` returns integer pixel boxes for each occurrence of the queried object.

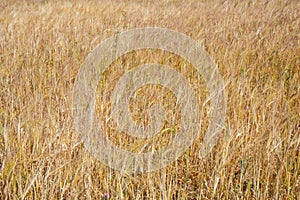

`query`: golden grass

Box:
[0,0,299,199]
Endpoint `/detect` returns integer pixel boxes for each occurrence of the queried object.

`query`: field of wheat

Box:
[0,0,299,199]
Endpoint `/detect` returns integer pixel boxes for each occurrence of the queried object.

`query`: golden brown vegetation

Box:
[0,0,299,199]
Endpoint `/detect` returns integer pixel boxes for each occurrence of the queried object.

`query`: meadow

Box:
[0,0,299,199]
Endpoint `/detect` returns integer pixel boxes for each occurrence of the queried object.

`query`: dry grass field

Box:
[0,0,299,199]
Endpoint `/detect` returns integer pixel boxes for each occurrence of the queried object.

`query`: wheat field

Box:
[0,0,299,199]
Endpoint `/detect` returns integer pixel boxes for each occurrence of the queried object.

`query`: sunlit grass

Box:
[0,0,299,199]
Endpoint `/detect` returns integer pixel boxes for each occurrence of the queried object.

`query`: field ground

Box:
[0,0,299,199]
